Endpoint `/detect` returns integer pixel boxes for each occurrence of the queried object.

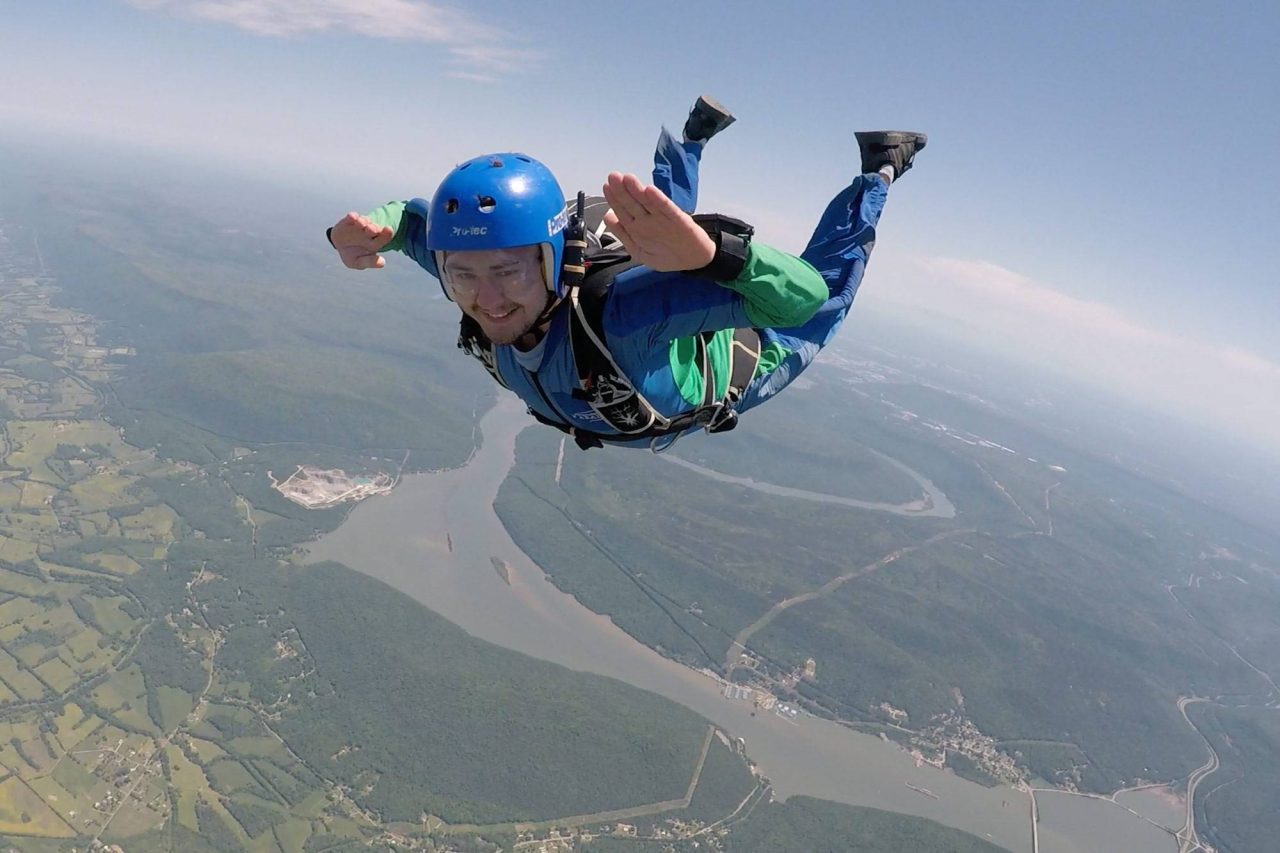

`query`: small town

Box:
[722,650,1024,787]
[909,710,1025,783]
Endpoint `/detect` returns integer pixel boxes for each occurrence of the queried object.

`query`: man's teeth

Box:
[486,308,515,319]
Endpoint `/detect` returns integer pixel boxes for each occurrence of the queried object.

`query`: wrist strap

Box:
[689,213,754,281]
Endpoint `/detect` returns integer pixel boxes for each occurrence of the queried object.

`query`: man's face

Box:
[442,245,548,345]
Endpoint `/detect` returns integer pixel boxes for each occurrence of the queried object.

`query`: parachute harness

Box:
[458,196,761,452]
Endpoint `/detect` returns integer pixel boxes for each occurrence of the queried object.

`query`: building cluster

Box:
[877,701,908,723]
[722,682,800,719]
[504,810,734,850]
[724,650,819,721]
[911,710,1024,783]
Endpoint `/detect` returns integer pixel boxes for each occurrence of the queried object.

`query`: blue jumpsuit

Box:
[382,129,887,445]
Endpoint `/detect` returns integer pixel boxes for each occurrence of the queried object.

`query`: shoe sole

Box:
[857,131,928,150]
[694,95,735,124]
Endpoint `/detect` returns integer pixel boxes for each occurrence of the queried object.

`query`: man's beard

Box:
[474,293,556,348]
[484,315,538,346]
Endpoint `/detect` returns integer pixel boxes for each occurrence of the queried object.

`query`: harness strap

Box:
[536,326,761,451]
[695,332,717,408]
[526,407,607,450]
[700,327,761,436]
[568,284,668,435]
[458,315,508,389]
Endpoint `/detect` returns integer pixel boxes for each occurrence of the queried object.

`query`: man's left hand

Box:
[602,172,716,272]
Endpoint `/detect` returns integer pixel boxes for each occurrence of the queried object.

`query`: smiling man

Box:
[440,245,547,346]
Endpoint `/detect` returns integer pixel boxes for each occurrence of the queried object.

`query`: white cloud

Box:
[446,70,500,84]
[867,252,1280,453]
[125,0,539,75]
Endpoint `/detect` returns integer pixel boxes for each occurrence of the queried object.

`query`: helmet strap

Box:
[514,291,562,351]
[518,237,571,348]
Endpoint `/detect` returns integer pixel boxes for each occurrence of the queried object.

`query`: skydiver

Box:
[328,100,925,451]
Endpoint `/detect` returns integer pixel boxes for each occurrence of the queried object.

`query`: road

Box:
[724,528,973,674]
[1175,697,1218,853]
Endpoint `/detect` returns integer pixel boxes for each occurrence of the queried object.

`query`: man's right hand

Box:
[602,172,716,273]
[329,212,395,270]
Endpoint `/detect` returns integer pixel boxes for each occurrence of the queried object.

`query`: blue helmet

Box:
[425,153,570,297]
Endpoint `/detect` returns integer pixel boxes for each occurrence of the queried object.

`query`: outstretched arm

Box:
[328,211,396,270]
[328,201,439,278]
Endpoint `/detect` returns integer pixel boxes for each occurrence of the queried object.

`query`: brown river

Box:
[306,395,1178,853]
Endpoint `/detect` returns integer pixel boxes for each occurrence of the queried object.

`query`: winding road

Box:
[662,449,956,518]
[1175,697,1219,853]
[723,527,973,673]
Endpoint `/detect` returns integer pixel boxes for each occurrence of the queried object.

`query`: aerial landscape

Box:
[2,4,1278,852]
[0,132,1276,852]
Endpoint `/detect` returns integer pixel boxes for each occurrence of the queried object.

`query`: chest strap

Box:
[557,313,760,451]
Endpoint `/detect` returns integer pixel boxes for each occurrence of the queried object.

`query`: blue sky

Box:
[2,0,1277,455]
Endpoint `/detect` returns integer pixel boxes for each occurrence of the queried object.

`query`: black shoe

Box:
[683,95,736,144]
[856,131,928,178]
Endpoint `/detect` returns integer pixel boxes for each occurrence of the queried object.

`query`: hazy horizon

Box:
[3,1,1274,462]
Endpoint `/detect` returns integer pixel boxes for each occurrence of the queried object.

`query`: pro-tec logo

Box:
[452,225,488,237]
[547,208,569,237]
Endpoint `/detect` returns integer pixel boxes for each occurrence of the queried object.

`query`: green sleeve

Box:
[720,243,827,328]
[364,201,410,253]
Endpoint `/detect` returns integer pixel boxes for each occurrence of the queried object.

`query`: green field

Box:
[0,775,74,838]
